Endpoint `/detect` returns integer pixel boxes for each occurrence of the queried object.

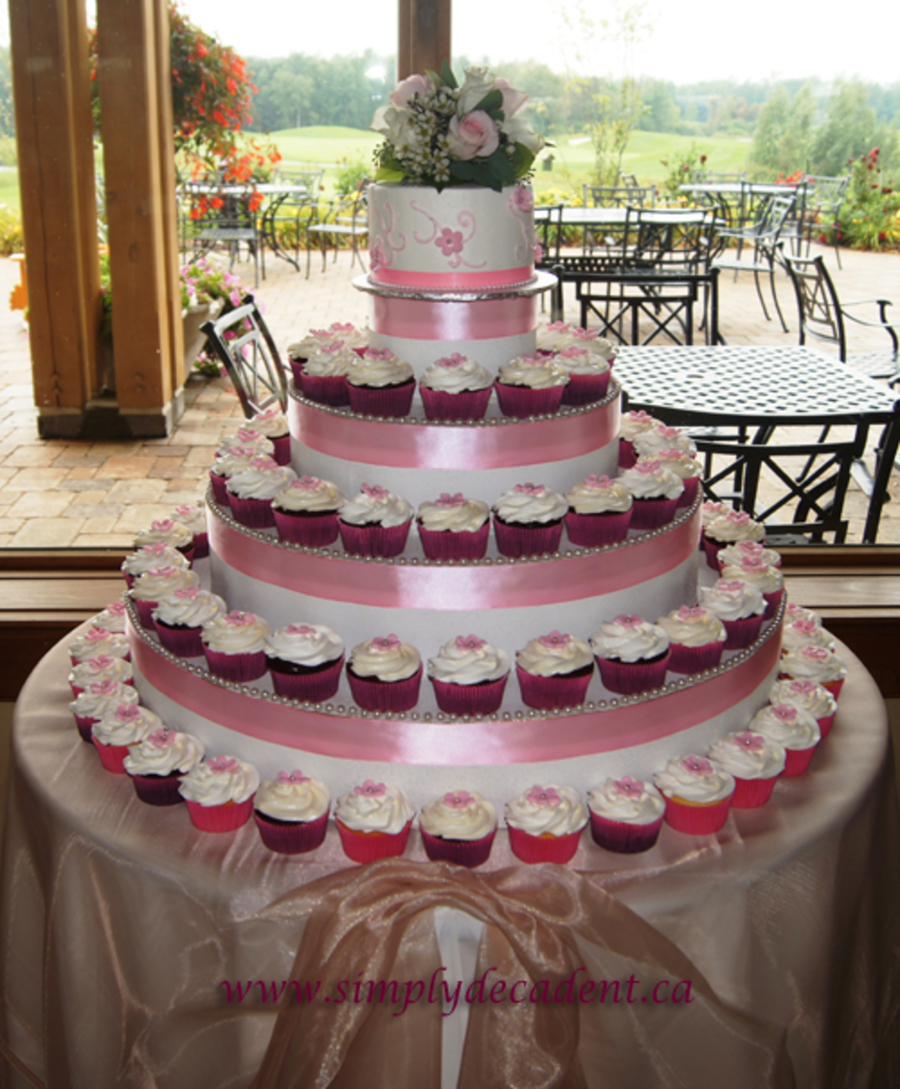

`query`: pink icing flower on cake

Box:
[224,611,257,627]
[583,474,615,489]
[802,647,830,662]
[363,348,395,361]
[570,327,600,341]
[113,704,143,723]
[235,428,265,443]
[436,353,467,369]
[145,565,179,579]
[509,185,534,213]
[680,756,714,776]
[443,790,475,808]
[538,631,571,649]
[514,482,546,496]
[738,557,769,573]
[677,605,707,620]
[613,614,645,628]
[626,411,654,423]
[526,785,562,806]
[788,680,818,694]
[208,756,240,774]
[362,483,391,500]
[255,408,281,422]
[249,456,277,471]
[559,346,589,360]
[87,655,116,670]
[150,519,176,533]
[724,511,753,527]
[321,340,346,354]
[656,426,683,440]
[634,459,662,475]
[142,542,171,557]
[612,776,645,799]
[147,728,177,749]
[546,322,571,333]
[90,679,121,696]
[355,779,387,797]
[294,476,324,490]
[329,323,356,336]
[174,586,201,601]
[105,601,127,617]
[435,492,467,507]
[85,627,112,643]
[718,579,747,593]
[285,624,318,636]
[228,445,262,459]
[733,732,766,753]
[789,620,819,638]
[372,634,402,652]
[455,635,487,651]
[772,704,801,722]
[277,770,311,784]
[435,228,465,257]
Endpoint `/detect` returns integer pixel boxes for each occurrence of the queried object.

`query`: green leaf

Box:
[449,159,499,190]
[485,146,518,184]
[471,89,503,115]
[507,142,535,179]
[439,61,458,90]
[425,69,441,88]
[375,163,407,183]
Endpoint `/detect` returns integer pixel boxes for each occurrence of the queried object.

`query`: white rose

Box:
[371,104,425,153]
[457,66,498,114]
[493,77,529,118]
[501,114,546,156]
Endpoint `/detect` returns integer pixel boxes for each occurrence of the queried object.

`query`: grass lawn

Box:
[271,126,381,173]
[0,168,20,208]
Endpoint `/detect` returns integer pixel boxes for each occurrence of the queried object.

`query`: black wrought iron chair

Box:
[186,186,263,287]
[263,168,324,268]
[534,204,564,316]
[201,294,288,418]
[800,175,850,269]
[305,193,369,277]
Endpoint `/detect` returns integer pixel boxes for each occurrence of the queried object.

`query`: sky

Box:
[3,0,898,87]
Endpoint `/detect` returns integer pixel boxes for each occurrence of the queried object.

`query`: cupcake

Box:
[748,704,822,776]
[217,428,276,459]
[346,635,422,713]
[334,779,415,863]
[707,731,786,808]
[719,556,784,619]
[346,348,416,417]
[419,353,494,420]
[617,461,684,530]
[505,784,588,864]
[419,790,498,867]
[784,602,822,626]
[535,320,575,353]
[704,511,766,570]
[494,355,569,418]
[587,776,666,853]
[564,474,633,547]
[249,407,291,464]
[68,653,133,697]
[515,631,594,710]
[134,518,196,563]
[124,727,205,805]
[300,339,357,406]
[179,755,260,833]
[781,619,837,655]
[209,445,264,506]
[553,346,611,405]
[69,625,131,665]
[698,579,767,650]
[590,615,671,695]
[264,623,345,702]
[717,540,782,571]
[121,541,190,589]
[647,449,702,508]
[492,483,567,558]
[253,770,331,853]
[201,610,271,682]
[129,565,201,630]
[338,485,415,557]
[226,457,297,529]
[91,600,128,633]
[654,756,735,834]
[656,606,727,674]
[152,587,227,658]
[427,635,511,715]
[632,424,697,462]
[171,502,209,558]
[416,493,490,561]
[619,410,663,468]
[272,476,345,548]
[92,703,161,774]
[779,645,848,699]
[70,679,139,742]
[288,323,364,382]
[768,678,838,739]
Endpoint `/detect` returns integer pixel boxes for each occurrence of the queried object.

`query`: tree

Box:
[810,81,886,177]
[748,85,790,176]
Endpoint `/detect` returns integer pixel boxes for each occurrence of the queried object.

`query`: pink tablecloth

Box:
[1,632,899,1088]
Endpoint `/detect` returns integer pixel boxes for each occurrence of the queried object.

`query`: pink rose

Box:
[390,73,429,107]
[447,111,500,161]
[492,78,528,118]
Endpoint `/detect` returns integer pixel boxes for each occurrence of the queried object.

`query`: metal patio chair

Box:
[201,294,287,418]
[305,193,369,277]
[800,175,850,269]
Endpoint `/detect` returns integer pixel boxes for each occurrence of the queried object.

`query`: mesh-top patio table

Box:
[613,345,900,543]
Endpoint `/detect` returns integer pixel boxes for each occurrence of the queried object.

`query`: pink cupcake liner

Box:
[133,598,158,631]
[507,825,584,864]
[494,382,565,419]
[618,439,637,469]
[254,809,330,854]
[154,622,205,658]
[565,509,632,548]
[493,518,564,559]
[703,536,726,570]
[730,775,778,808]
[676,477,700,509]
[203,648,268,683]
[561,372,610,406]
[338,519,412,558]
[92,739,129,774]
[268,655,344,702]
[418,522,490,561]
[721,614,765,650]
[347,381,416,418]
[74,714,98,742]
[131,773,185,806]
[430,674,509,716]
[176,543,196,566]
[663,794,732,835]
[629,496,681,531]
[186,796,255,833]
[300,373,350,407]
[210,471,230,507]
[667,641,725,675]
[270,434,292,465]
[596,652,671,695]
[420,828,497,868]
[122,570,136,589]
[763,588,785,620]
[817,712,836,739]
[289,358,305,386]
[347,667,423,713]
[782,744,818,777]
[336,819,412,863]
[516,664,593,711]
[420,386,492,421]
[228,494,276,529]
[821,678,845,699]
[589,812,664,853]
[273,509,340,547]
[192,531,210,559]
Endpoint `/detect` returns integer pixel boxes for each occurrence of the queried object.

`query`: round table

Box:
[2,629,899,1088]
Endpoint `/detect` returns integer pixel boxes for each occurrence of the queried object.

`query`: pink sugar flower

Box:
[614,614,645,628]
[436,492,466,507]
[538,631,570,649]
[87,655,115,669]
[681,756,713,776]
[772,705,799,721]
[455,634,487,651]
[435,228,465,257]
[208,756,240,774]
[147,728,176,748]
[372,634,401,652]
[613,776,645,798]
[362,483,391,499]
[286,624,318,636]
[278,770,310,784]
[733,732,765,753]
[443,790,474,809]
[526,785,561,806]
[355,780,387,797]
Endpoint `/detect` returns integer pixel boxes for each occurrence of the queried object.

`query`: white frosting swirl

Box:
[781,620,837,653]
[273,476,345,513]
[587,777,665,824]
[565,475,632,515]
[427,635,511,685]
[349,635,421,681]
[767,679,837,721]
[505,784,588,836]
[657,606,727,647]
[590,616,670,662]
[497,355,569,390]
[69,627,131,662]
[68,655,133,689]
[265,623,345,667]
[255,771,331,822]
[552,346,610,376]
[785,603,822,627]
[632,426,697,459]
[698,579,766,622]
[646,450,702,481]
[701,501,727,527]
[249,407,289,437]
[748,704,821,749]
[720,560,783,594]
[493,483,568,524]
[210,448,264,479]
[226,461,297,501]
[304,340,358,377]
[92,704,161,748]
[335,781,415,834]
[134,519,194,551]
[705,511,766,544]
[717,541,782,569]
[618,461,684,500]
[178,756,260,806]
[420,790,498,840]
[339,485,414,528]
[418,495,490,533]
[70,680,139,720]
[124,729,205,777]
[216,430,275,458]
[201,611,271,654]
[121,540,186,580]
[780,646,847,684]
[516,632,593,677]
[535,321,575,352]
[620,410,663,442]
[171,503,207,535]
[708,732,786,779]
[653,756,735,803]
[152,588,226,629]
[91,601,128,633]
[420,354,494,393]
[129,566,201,603]
[346,352,414,388]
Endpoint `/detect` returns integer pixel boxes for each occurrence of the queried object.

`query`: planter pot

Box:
[183,298,225,371]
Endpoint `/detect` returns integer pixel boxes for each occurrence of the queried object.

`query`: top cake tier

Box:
[367,183,537,292]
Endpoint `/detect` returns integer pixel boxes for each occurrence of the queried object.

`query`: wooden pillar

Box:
[398,0,452,80]
[96,0,184,437]
[9,0,102,437]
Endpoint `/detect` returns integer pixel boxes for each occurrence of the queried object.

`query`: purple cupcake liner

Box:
[133,598,158,631]
[782,744,817,777]
[667,641,725,675]
[186,796,255,833]
[763,588,785,620]
[418,522,490,561]
[338,519,412,558]
[493,518,564,559]
[818,713,836,740]
[74,714,97,742]
[561,372,610,406]
[420,386,492,421]
[430,673,509,716]
[268,655,344,702]
[516,663,593,711]
[629,496,681,531]
[154,622,205,658]
[347,666,423,713]
[203,648,268,683]
[676,477,700,508]
[301,373,350,407]
[420,828,497,868]
[730,775,778,808]
[589,812,664,853]
[273,509,340,547]
[507,825,583,864]
[618,439,637,469]
[289,358,305,386]
[721,614,765,650]
[565,509,632,548]
[92,739,129,774]
[596,652,671,695]
[494,382,565,419]
[192,531,210,559]
[270,434,292,465]
[336,819,412,863]
[254,809,330,854]
[227,494,276,529]
[703,536,726,569]
[177,543,196,566]
[347,380,416,418]
[131,772,185,806]
[663,794,732,835]
[210,471,231,507]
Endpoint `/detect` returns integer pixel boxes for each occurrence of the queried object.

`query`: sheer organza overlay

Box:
[1,635,899,1088]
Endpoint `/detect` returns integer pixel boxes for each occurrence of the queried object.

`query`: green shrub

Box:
[832,148,900,251]
[0,137,16,167]
[334,157,369,197]
[0,203,23,255]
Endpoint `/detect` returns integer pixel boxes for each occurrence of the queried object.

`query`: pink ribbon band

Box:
[369,293,537,341]
[288,395,620,470]
[208,504,699,609]
[129,613,781,765]
[370,267,533,290]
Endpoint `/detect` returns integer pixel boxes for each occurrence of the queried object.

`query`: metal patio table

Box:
[613,344,900,543]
